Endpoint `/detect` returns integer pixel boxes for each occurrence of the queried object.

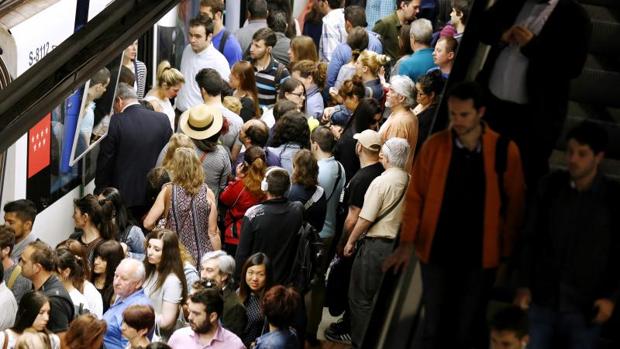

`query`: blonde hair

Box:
[357,50,391,76]
[223,96,242,115]
[170,147,205,195]
[179,242,196,267]
[156,60,185,88]
[162,134,195,173]
[16,330,52,349]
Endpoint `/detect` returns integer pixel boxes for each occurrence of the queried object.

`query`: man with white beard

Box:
[378,75,419,171]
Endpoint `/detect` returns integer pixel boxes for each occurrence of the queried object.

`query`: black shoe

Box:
[324,319,352,345]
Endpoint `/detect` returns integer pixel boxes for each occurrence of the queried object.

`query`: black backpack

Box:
[288,187,326,294]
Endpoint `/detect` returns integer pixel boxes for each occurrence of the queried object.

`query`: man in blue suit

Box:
[95,83,172,220]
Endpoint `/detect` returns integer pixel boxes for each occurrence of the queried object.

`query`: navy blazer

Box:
[95,104,172,208]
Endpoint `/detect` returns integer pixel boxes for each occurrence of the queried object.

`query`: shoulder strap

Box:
[495,135,510,215]
[2,329,7,349]
[305,186,325,210]
[7,265,21,289]
[218,30,230,53]
[368,180,409,230]
[326,163,343,202]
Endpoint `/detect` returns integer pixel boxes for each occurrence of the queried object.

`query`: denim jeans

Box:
[528,304,601,349]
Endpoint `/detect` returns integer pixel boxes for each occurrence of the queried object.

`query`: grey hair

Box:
[409,18,433,46]
[115,82,138,100]
[389,75,416,108]
[120,258,146,282]
[201,250,236,284]
[382,137,410,169]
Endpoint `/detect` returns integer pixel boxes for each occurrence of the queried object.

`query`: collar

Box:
[254,56,276,73]
[452,130,482,153]
[387,12,400,26]
[264,197,288,204]
[190,324,224,346]
[413,47,433,54]
[114,288,145,305]
[325,8,344,20]
[121,102,140,113]
[248,19,267,25]
[569,171,604,194]
[39,274,58,291]
[306,85,320,96]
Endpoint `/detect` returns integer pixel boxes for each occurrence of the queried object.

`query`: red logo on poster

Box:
[28,114,51,178]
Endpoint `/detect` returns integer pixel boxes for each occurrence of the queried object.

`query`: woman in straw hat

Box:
[144,105,222,261]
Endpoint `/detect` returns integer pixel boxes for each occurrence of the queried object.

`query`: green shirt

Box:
[372,12,401,61]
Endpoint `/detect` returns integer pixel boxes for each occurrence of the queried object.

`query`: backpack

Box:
[288,187,326,294]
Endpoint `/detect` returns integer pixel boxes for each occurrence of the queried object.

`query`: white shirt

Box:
[176,44,231,112]
[488,0,559,104]
[0,282,16,331]
[83,280,104,318]
[319,8,347,62]
[261,107,275,128]
[145,93,175,131]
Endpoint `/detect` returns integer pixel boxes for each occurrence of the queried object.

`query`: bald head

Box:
[241,119,269,148]
[113,258,145,299]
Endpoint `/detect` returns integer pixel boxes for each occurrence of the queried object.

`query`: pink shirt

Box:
[168,325,245,349]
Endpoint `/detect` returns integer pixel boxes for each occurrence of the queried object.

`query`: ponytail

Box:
[292,60,328,89]
[242,146,268,196]
[56,247,89,293]
[156,60,185,88]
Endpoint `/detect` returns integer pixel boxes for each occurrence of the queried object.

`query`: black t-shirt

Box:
[346,162,385,208]
[431,142,485,267]
[334,124,360,183]
[39,275,75,333]
[288,184,327,231]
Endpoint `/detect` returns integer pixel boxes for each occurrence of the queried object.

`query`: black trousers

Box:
[416,263,496,349]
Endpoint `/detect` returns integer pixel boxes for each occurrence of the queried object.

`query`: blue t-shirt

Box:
[398,47,436,82]
[212,29,243,68]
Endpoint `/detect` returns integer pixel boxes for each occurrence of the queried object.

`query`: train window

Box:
[69,53,123,165]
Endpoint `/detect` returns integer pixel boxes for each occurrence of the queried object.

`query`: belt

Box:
[364,236,394,243]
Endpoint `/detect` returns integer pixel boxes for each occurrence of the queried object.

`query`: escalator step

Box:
[582,4,620,56]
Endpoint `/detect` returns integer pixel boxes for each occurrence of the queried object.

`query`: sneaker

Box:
[324,320,352,345]
[327,318,349,334]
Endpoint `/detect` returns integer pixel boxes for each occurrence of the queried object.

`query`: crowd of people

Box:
[0,0,614,349]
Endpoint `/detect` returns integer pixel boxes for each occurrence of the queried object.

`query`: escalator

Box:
[362,0,620,347]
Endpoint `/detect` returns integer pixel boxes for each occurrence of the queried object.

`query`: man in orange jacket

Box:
[384,81,526,348]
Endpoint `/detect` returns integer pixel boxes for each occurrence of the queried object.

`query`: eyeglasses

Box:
[289,91,305,98]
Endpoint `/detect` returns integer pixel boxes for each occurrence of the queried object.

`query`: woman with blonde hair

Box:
[220,146,267,256]
[355,50,390,101]
[143,229,188,340]
[291,60,327,119]
[144,60,185,130]
[160,134,195,174]
[144,147,220,262]
[229,61,261,121]
[288,36,318,68]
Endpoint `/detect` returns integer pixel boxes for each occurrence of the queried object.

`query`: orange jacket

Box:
[399,125,526,268]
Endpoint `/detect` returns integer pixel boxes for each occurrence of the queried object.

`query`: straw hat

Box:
[179,104,223,140]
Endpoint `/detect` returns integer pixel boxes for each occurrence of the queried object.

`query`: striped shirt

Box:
[254,56,290,107]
